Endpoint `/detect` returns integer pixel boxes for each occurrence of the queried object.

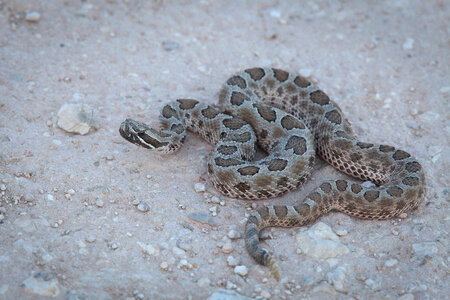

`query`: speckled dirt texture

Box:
[0,1,448,299]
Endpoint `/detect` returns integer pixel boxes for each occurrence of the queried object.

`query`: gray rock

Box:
[327,266,347,292]
[412,242,438,256]
[22,272,60,297]
[207,289,253,300]
[188,212,217,226]
[57,103,93,135]
[162,41,180,51]
[295,222,349,259]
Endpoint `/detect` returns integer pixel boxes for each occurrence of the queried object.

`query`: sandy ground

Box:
[0,1,449,299]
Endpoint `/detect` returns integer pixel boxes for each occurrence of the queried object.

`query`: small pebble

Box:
[162,41,180,51]
[25,11,41,22]
[210,196,221,204]
[194,183,206,193]
[402,37,414,50]
[95,199,104,208]
[0,184,6,191]
[222,241,233,254]
[85,235,96,243]
[335,229,348,236]
[440,86,450,94]
[227,256,239,267]
[172,246,185,257]
[160,262,169,270]
[385,258,398,267]
[234,265,248,277]
[197,277,211,287]
[137,202,150,212]
[132,199,140,206]
[47,194,54,201]
[227,230,241,240]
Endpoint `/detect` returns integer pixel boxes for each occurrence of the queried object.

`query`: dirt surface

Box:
[0,1,449,299]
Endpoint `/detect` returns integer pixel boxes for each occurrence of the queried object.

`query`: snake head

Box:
[119,118,172,151]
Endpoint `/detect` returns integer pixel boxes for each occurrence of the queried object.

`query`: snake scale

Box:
[119,68,426,280]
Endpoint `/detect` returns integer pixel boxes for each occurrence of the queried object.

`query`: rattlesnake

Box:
[119,68,426,280]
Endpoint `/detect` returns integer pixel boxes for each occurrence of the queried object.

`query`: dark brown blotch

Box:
[293,76,310,88]
[272,68,289,82]
[402,176,419,186]
[350,152,363,162]
[320,182,332,193]
[294,204,310,216]
[274,206,288,218]
[214,157,242,167]
[238,166,260,176]
[379,144,395,153]
[217,145,238,155]
[267,159,288,171]
[310,90,330,105]
[393,150,411,160]
[280,115,305,130]
[334,139,353,150]
[230,91,249,106]
[227,75,247,89]
[170,123,184,134]
[387,186,403,197]
[336,180,348,192]
[357,142,374,149]
[364,190,380,202]
[253,103,277,122]
[162,105,178,119]
[351,184,362,194]
[325,110,342,125]
[232,132,252,143]
[177,98,199,110]
[223,118,247,130]
[308,191,322,202]
[257,206,270,220]
[405,161,421,173]
[285,135,307,155]
[245,68,265,81]
[201,107,220,119]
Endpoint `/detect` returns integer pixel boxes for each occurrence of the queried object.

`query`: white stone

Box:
[137,242,159,256]
[47,194,54,201]
[22,273,60,297]
[172,246,185,257]
[227,229,241,239]
[160,261,169,270]
[440,86,450,93]
[260,290,271,299]
[222,240,233,254]
[25,11,41,22]
[95,199,104,207]
[197,277,211,287]
[385,258,398,267]
[57,103,93,135]
[412,242,438,256]
[295,222,349,259]
[194,182,206,193]
[402,37,415,50]
[137,202,150,212]
[327,266,347,292]
[227,256,239,267]
[207,289,252,300]
[234,265,248,277]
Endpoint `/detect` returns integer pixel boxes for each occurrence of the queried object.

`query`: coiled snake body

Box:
[119,68,426,280]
